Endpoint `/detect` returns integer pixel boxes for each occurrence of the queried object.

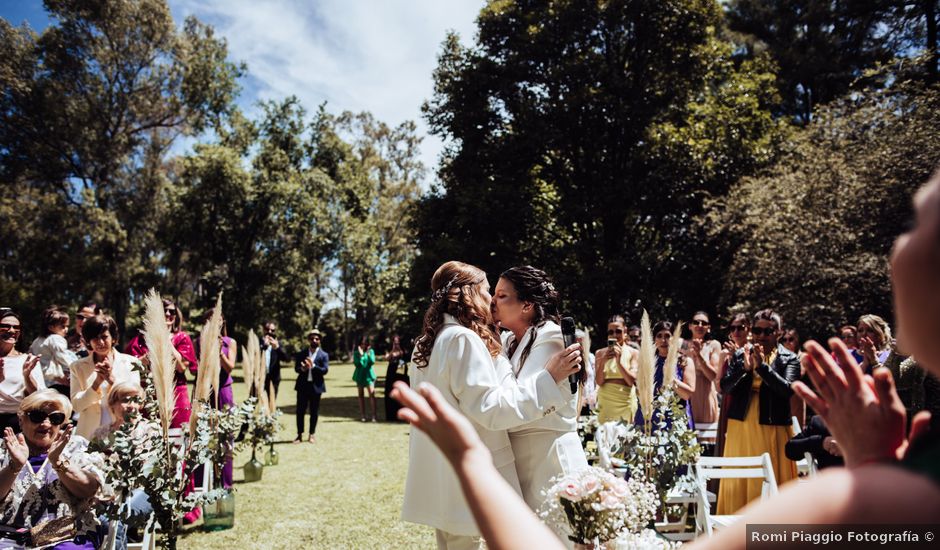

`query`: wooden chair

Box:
[694,453,778,536]
[791,416,818,479]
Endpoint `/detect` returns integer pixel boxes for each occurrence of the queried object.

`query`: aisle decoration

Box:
[239,331,282,481]
[92,290,225,550]
[614,313,701,515]
[539,467,658,548]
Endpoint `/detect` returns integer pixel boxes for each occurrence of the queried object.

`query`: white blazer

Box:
[70,351,141,439]
[503,321,579,434]
[401,314,568,536]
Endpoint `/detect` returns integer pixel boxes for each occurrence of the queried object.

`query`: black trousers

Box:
[263,374,280,400]
[296,386,322,435]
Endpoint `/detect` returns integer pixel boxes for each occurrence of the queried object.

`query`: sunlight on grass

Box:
[180,361,434,549]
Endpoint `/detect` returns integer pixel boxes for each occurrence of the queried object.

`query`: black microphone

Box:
[560,317,579,394]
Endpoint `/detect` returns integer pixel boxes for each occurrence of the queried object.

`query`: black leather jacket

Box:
[720,344,800,426]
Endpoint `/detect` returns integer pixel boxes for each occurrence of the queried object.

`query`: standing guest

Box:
[71,315,142,439]
[856,314,892,373]
[879,338,940,430]
[353,337,377,422]
[260,321,287,399]
[781,328,806,425]
[294,329,328,443]
[837,324,864,365]
[383,335,409,422]
[28,305,75,396]
[67,301,100,358]
[0,390,108,549]
[576,329,597,413]
[626,325,641,350]
[125,299,196,428]
[0,309,44,432]
[717,309,799,514]
[716,313,750,456]
[491,265,588,514]
[635,321,695,430]
[594,315,637,424]
[684,311,721,427]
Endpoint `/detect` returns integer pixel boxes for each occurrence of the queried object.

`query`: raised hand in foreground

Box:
[793,338,931,468]
[391,381,563,550]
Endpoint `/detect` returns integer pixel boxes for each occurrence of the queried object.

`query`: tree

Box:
[413,0,784,337]
[0,0,242,333]
[706,70,940,338]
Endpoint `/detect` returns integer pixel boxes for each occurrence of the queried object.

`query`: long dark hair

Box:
[499,265,560,369]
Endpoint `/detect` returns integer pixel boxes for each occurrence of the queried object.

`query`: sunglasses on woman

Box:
[26,410,67,426]
[0,323,21,334]
[751,327,776,337]
[690,320,709,327]
[607,329,624,335]
[730,324,747,332]
[164,308,177,317]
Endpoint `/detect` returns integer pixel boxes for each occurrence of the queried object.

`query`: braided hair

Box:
[413,261,502,368]
[499,266,561,369]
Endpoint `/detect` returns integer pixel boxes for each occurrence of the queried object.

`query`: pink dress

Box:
[125,331,198,428]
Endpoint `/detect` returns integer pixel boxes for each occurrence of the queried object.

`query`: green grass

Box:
[180,361,435,549]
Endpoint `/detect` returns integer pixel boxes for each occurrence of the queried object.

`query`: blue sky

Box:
[1,0,483,180]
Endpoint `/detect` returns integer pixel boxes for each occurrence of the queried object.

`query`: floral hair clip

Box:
[431,277,458,302]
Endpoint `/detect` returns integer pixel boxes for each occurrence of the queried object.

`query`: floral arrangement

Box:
[616,388,701,513]
[538,467,658,545]
[238,404,282,453]
[206,397,255,475]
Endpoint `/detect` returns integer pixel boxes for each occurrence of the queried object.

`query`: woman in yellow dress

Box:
[594,315,637,424]
[717,309,799,514]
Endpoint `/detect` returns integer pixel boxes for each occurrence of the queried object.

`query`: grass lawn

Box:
[179,361,435,549]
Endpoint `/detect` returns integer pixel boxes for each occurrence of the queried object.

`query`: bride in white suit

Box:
[492,266,589,518]
[402,260,582,550]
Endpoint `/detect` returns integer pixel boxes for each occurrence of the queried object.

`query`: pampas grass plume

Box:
[637,310,655,423]
[142,289,175,437]
[663,321,683,390]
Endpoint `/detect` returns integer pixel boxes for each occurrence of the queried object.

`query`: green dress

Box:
[353,347,377,387]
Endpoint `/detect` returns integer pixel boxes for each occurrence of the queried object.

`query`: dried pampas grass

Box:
[244,330,259,396]
[142,289,175,437]
[192,294,223,435]
[636,310,655,423]
[663,321,683,390]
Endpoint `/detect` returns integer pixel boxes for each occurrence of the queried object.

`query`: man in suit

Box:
[261,320,288,399]
[294,328,329,443]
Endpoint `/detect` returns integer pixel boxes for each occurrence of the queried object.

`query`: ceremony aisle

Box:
[182,360,435,549]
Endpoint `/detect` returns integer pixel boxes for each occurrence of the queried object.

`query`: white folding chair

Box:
[694,421,719,447]
[103,498,156,550]
[790,416,818,478]
[694,453,778,536]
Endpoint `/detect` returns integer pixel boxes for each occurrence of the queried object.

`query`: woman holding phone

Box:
[594,314,638,424]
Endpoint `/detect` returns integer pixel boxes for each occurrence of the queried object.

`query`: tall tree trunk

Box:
[926,0,938,82]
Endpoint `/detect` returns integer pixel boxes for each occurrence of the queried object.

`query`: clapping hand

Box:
[3,427,27,469]
[302,357,313,371]
[792,338,930,468]
[22,354,40,381]
[744,344,762,372]
[47,424,73,467]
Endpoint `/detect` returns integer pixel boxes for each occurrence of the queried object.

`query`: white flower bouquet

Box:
[539,467,658,545]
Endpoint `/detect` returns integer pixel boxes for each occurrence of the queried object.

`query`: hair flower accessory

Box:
[431,277,458,302]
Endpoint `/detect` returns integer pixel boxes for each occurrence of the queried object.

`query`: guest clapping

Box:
[0,390,107,548]
[353,337,377,422]
[0,309,44,433]
[856,314,892,373]
[71,315,142,439]
[684,311,720,427]
[717,309,799,514]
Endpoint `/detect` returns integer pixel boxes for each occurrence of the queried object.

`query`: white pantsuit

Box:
[401,314,568,547]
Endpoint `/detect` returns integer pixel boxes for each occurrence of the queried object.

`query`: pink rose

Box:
[599,491,621,510]
[560,481,584,501]
[582,477,600,494]
[610,478,630,498]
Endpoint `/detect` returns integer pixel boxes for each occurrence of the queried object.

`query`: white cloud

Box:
[170,0,483,181]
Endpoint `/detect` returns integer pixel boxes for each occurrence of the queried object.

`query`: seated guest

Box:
[717,309,799,514]
[91,382,155,550]
[28,306,76,395]
[0,309,45,432]
[856,314,892,373]
[0,390,107,549]
[71,315,142,439]
[785,414,844,469]
[836,324,864,365]
[879,337,940,430]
